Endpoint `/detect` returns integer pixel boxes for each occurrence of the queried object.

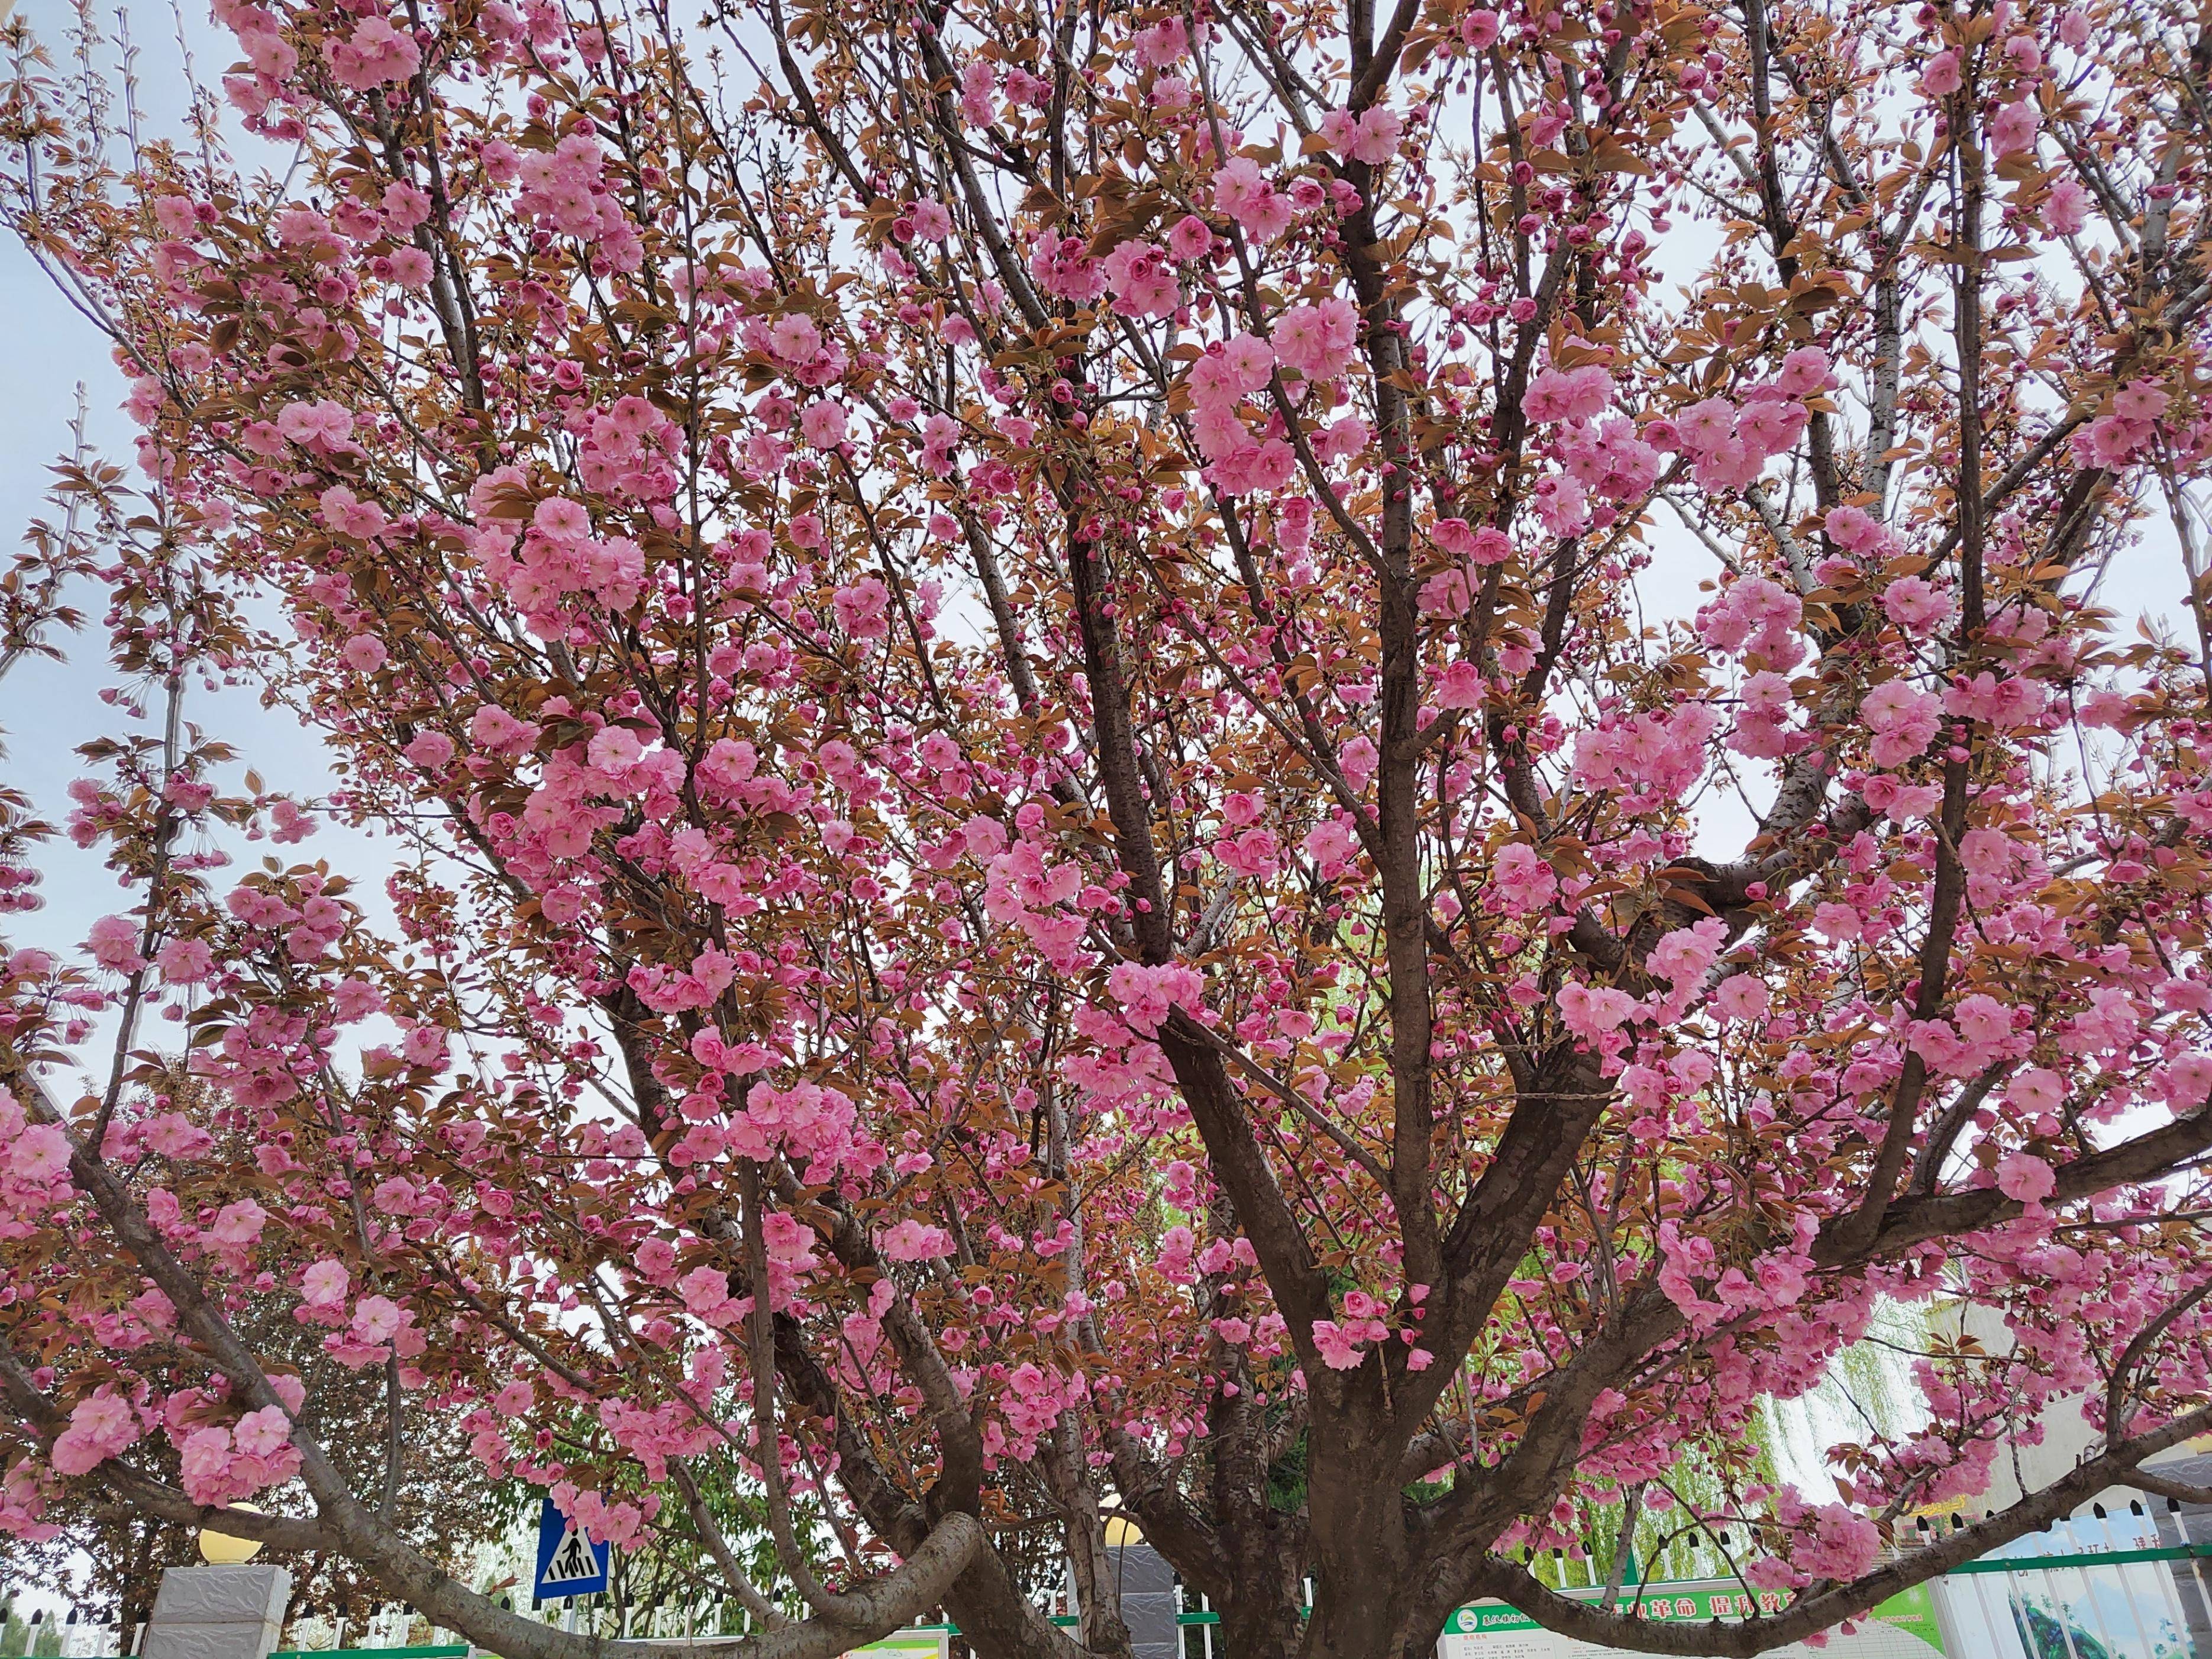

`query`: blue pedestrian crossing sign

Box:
[534,1496,611,1597]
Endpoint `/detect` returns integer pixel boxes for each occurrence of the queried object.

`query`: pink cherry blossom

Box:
[1920,49,1963,95]
[1990,99,2042,156]
[879,1218,955,1261]
[1996,1151,2057,1203]
[85,914,146,973]
[1861,680,1943,766]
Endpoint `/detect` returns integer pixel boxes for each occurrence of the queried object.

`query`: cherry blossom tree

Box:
[3,0,2212,1653]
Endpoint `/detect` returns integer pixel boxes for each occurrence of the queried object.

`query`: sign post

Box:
[534,1498,612,1605]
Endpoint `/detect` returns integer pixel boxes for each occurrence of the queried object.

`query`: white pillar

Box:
[141,1569,292,1659]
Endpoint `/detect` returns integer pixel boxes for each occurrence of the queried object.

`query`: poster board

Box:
[1441,1580,1947,1659]
[845,1631,951,1659]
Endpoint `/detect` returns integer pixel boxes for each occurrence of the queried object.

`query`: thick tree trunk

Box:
[1193,1524,1459,1659]
[1300,1565,1457,1659]
[1212,1510,1309,1659]
[1300,1416,1426,1659]
[1217,1585,1306,1659]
